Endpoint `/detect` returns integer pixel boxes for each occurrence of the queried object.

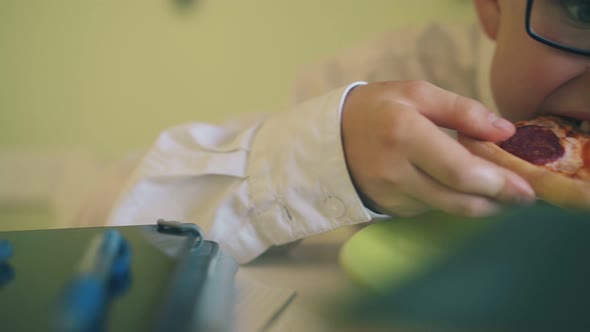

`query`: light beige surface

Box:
[0,0,474,159]
[243,226,360,332]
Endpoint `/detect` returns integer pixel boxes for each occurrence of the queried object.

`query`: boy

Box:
[106,0,590,263]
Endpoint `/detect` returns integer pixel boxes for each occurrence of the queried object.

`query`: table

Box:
[241,226,362,332]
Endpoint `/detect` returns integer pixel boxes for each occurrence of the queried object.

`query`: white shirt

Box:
[107,21,495,264]
[108,83,374,264]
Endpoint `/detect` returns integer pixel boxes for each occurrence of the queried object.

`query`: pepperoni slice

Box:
[499,125,564,165]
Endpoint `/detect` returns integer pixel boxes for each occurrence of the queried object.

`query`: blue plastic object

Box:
[53,230,131,332]
[0,240,13,264]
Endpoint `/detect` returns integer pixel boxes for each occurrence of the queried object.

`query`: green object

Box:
[339,211,491,291]
[338,204,590,331]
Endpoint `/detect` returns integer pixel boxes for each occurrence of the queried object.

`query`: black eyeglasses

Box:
[526,0,590,56]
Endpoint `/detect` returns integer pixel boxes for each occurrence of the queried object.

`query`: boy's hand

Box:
[341,81,535,217]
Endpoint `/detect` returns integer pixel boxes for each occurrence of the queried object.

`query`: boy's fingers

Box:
[391,81,515,142]
[405,114,535,204]
[378,166,501,218]
[378,194,431,218]
[405,167,502,217]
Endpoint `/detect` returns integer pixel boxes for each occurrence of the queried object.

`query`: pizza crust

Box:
[459,134,590,211]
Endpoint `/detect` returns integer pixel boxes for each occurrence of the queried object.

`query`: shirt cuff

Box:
[337,81,368,118]
[225,82,374,263]
[364,207,391,220]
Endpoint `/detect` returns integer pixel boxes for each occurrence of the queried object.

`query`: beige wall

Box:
[0,0,474,160]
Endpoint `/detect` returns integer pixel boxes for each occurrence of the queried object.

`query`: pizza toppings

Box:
[459,115,590,211]
[499,125,564,165]
[494,115,590,180]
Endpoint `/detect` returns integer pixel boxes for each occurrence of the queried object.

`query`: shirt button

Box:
[323,197,346,218]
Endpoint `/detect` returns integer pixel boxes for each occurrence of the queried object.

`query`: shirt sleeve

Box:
[107,82,373,263]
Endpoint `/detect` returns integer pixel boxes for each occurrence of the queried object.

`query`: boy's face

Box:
[474,0,590,122]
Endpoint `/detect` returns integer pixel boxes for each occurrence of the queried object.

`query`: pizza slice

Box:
[459,115,590,210]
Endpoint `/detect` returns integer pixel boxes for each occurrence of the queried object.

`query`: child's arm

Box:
[106,81,534,264]
[341,81,535,217]
[107,84,372,263]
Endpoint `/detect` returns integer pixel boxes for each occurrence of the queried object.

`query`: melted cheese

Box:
[520,117,590,177]
[545,136,583,174]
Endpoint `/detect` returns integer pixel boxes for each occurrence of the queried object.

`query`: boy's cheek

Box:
[540,71,590,119]
[490,69,540,121]
[491,51,576,122]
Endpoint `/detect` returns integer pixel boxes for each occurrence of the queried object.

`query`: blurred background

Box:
[0,0,473,230]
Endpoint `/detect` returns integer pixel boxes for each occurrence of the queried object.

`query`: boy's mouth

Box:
[550,111,590,123]
[547,112,590,132]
